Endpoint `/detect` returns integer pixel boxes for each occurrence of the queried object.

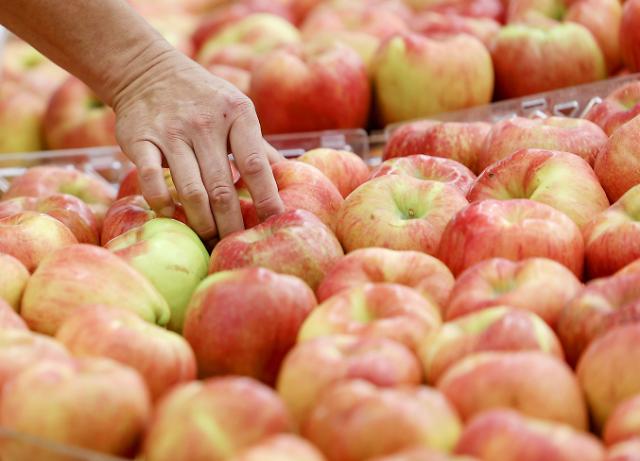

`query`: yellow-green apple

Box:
[237,160,343,231]
[143,376,294,461]
[210,210,342,291]
[585,81,640,136]
[420,307,564,384]
[336,176,469,254]
[42,76,117,150]
[105,218,209,332]
[604,394,640,446]
[370,447,479,461]
[437,199,585,277]
[229,434,327,461]
[276,335,422,426]
[3,165,116,221]
[0,194,100,245]
[558,269,640,365]
[584,185,640,278]
[0,80,46,154]
[21,244,170,335]
[0,300,28,331]
[411,12,501,48]
[577,323,640,429]
[101,195,187,245]
[469,148,609,229]
[0,253,29,310]
[620,0,640,72]
[298,283,441,352]
[316,247,454,311]
[454,409,606,461]
[0,211,78,273]
[184,268,316,384]
[56,305,196,401]
[438,351,588,429]
[594,114,640,203]
[492,22,606,99]
[195,13,300,69]
[383,121,492,175]
[446,257,582,326]
[370,155,477,196]
[0,358,150,460]
[302,380,462,460]
[207,63,252,94]
[479,116,608,171]
[250,42,370,135]
[372,32,494,125]
[296,148,370,198]
[607,440,640,461]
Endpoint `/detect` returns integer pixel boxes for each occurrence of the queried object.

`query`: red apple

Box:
[0,253,29,311]
[276,335,422,426]
[446,257,582,327]
[336,176,469,255]
[229,434,327,461]
[20,244,170,335]
[479,116,608,171]
[370,155,477,196]
[437,199,584,277]
[383,120,492,175]
[296,148,370,198]
[143,376,294,461]
[620,0,640,72]
[250,41,370,134]
[302,380,462,461]
[184,267,316,384]
[585,81,640,136]
[604,394,640,446]
[607,440,640,461]
[316,247,454,311]
[0,300,28,331]
[411,12,501,48]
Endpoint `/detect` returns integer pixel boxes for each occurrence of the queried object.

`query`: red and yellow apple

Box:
[229,434,327,461]
[296,148,370,198]
[0,80,46,154]
[620,0,640,72]
[585,81,640,136]
[604,394,640,446]
[0,300,28,331]
[606,440,640,461]
[0,253,29,310]
[369,447,479,461]
[411,11,501,48]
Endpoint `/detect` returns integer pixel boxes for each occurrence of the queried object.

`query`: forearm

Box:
[0,0,174,106]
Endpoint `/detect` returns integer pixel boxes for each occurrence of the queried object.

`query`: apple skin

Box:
[606,440,640,461]
[557,270,640,367]
[479,116,608,171]
[316,247,454,311]
[585,81,640,136]
[296,148,370,198]
[106,218,210,332]
[184,267,316,384]
[420,306,564,384]
[446,257,582,327]
[229,434,327,461]
[369,447,479,461]
[438,351,588,430]
[21,244,170,335]
[372,32,494,125]
[0,211,78,273]
[0,80,47,154]
[238,160,344,231]
[142,376,294,461]
[0,253,30,310]
[56,305,196,402]
[469,148,609,229]
[594,113,640,203]
[383,121,492,175]
[0,194,100,245]
[0,300,28,331]
[604,394,640,446]
[302,380,462,461]
[116,167,184,201]
[250,41,370,135]
[491,22,606,99]
[407,0,504,22]
[0,358,151,460]
[370,155,477,196]
[276,335,422,426]
[620,0,640,72]
[42,76,117,149]
[577,324,640,430]
[411,12,501,48]
[336,176,469,255]
[437,199,585,278]
[210,209,343,291]
[584,184,640,278]
[454,409,606,461]
[298,283,441,353]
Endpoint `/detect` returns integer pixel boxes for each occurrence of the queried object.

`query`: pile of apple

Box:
[1,75,640,461]
[3,0,640,154]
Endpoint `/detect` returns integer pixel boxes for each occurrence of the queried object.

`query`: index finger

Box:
[229,108,284,222]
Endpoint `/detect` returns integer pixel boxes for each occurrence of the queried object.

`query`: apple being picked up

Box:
[0,253,30,310]
[296,148,370,198]
[585,81,640,136]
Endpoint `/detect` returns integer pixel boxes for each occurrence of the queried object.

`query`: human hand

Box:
[111,49,284,241]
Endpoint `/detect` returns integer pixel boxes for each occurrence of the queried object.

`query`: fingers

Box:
[127,140,174,216]
[192,132,244,238]
[163,140,217,240]
[230,108,284,222]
